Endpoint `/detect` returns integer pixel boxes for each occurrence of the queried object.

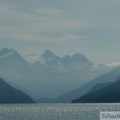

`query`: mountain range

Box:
[0,48,117,101]
[37,65,120,103]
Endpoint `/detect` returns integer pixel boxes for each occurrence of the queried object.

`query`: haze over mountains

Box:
[55,66,120,103]
[0,48,118,101]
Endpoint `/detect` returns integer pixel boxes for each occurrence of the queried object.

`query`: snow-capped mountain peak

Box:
[0,48,16,58]
[42,50,60,61]
[71,53,93,65]
[0,48,28,69]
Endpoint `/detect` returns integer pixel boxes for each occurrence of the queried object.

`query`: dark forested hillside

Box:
[72,78,120,103]
[0,78,34,103]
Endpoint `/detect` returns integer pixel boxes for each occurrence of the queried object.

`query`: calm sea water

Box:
[0,103,120,120]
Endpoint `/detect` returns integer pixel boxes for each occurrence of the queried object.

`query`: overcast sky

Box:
[0,0,120,64]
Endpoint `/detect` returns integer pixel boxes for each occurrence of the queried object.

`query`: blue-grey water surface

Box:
[0,103,120,120]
